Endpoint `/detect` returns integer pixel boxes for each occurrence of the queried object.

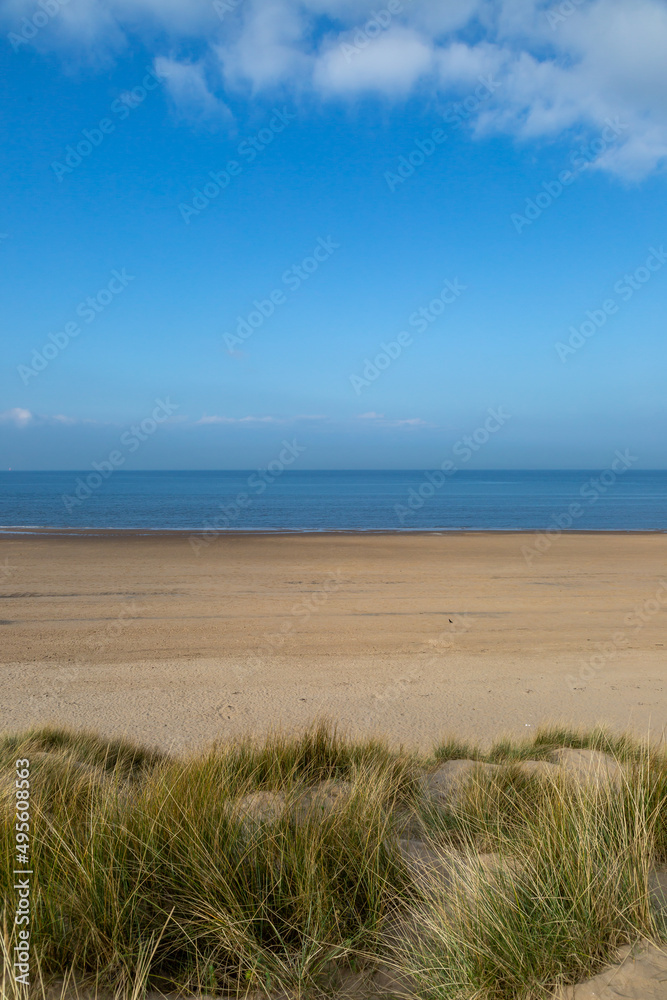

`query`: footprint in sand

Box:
[216,703,238,720]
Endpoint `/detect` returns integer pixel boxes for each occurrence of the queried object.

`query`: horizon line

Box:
[3,468,667,475]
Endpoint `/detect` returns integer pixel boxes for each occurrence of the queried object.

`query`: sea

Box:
[0,470,665,532]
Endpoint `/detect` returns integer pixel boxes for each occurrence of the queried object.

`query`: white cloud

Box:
[436,40,507,88]
[0,409,429,430]
[314,27,433,95]
[411,0,484,36]
[0,407,32,427]
[355,412,429,427]
[196,414,282,424]
[195,414,330,425]
[154,56,231,122]
[216,0,313,91]
[0,411,91,427]
[3,0,125,60]
[4,0,667,178]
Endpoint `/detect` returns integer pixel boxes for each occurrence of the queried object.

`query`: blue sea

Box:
[0,470,665,532]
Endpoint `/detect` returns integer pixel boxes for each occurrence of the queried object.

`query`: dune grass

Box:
[1,722,666,999]
[403,760,666,999]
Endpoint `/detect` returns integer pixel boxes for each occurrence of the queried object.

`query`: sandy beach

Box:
[1,531,665,751]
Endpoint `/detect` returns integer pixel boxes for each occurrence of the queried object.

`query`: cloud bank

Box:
[4,0,667,178]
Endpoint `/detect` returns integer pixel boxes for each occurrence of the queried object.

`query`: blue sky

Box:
[1,0,666,470]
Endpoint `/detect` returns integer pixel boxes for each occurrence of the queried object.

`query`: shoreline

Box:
[1,526,666,537]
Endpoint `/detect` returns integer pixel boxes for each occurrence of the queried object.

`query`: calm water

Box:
[0,470,665,532]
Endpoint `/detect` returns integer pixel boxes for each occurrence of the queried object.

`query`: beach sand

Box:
[0,531,665,751]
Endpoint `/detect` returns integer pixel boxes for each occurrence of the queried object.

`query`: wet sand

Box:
[0,532,665,751]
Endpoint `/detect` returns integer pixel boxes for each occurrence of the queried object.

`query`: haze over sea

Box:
[1,470,665,532]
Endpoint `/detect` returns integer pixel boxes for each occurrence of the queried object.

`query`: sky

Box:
[1,0,666,470]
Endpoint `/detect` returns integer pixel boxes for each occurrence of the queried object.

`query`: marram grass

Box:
[402,761,666,999]
[0,722,665,999]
